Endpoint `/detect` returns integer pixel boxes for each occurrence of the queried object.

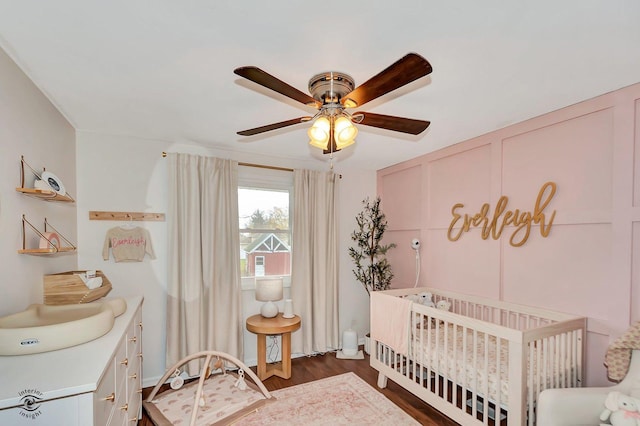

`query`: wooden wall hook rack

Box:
[89,211,165,222]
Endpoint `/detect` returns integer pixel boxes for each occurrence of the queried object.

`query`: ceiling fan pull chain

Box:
[330,71,334,102]
[328,120,336,170]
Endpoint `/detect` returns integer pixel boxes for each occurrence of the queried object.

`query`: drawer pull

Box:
[138,352,143,360]
[130,417,138,423]
[137,388,143,394]
[119,403,128,411]
[138,321,143,330]
[120,358,128,366]
[129,336,137,343]
[129,373,137,380]
[102,393,115,402]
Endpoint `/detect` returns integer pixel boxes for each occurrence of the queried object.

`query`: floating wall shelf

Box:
[16,156,74,203]
[19,215,76,256]
[16,187,75,203]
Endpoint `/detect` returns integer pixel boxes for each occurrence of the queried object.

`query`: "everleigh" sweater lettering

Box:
[102,226,156,262]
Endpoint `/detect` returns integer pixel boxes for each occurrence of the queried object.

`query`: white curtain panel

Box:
[291,169,340,355]
[166,153,243,373]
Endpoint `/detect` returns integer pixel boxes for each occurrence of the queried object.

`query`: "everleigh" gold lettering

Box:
[447,182,557,247]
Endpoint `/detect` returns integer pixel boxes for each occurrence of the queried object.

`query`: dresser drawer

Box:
[109,375,128,426]
[93,353,117,425]
[126,382,142,424]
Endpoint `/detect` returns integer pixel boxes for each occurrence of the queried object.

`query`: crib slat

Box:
[495,335,502,424]
[472,329,478,420]
[528,342,535,426]
[461,325,468,410]
[435,320,441,397]
[482,332,489,425]
[427,314,433,392]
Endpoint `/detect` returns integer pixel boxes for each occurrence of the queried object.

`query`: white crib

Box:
[370,287,586,426]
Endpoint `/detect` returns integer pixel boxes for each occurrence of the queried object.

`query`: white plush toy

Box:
[599,391,640,426]
[406,292,435,307]
[436,300,451,312]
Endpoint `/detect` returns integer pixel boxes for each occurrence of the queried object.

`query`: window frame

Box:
[238,166,293,290]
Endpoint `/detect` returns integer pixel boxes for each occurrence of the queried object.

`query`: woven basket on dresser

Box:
[43,270,112,305]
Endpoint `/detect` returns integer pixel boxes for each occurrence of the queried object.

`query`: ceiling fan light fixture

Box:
[334,116,357,147]
[308,116,330,148]
[309,138,329,150]
[335,137,355,150]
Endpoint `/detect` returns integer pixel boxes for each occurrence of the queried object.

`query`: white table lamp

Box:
[255,277,283,318]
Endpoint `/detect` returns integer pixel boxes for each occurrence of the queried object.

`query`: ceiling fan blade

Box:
[354,112,430,135]
[342,53,432,108]
[237,116,312,136]
[234,66,321,108]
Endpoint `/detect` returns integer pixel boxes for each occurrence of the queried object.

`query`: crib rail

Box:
[370,288,585,426]
[384,287,578,324]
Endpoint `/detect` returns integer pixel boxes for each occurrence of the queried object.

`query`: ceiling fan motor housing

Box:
[308,72,355,105]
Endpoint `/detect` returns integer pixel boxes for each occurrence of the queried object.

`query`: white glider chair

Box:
[537,349,640,425]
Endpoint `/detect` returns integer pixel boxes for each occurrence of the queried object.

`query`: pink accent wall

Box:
[377,82,640,386]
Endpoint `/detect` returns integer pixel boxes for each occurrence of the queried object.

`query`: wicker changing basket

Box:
[43,270,112,305]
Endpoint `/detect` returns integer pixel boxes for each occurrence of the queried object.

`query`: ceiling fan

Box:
[234,53,433,154]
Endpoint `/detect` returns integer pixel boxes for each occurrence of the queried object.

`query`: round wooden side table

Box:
[246,313,301,380]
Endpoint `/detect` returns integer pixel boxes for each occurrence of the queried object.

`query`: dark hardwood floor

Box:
[139,347,459,425]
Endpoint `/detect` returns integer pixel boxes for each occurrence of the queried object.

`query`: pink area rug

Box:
[235,372,419,425]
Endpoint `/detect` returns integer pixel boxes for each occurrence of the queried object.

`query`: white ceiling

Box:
[1,1,640,170]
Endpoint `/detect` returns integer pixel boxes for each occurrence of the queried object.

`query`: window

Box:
[238,166,293,288]
[254,256,265,276]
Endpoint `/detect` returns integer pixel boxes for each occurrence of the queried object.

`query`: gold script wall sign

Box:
[447,182,557,247]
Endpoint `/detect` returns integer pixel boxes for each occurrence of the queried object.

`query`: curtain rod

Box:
[239,162,293,173]
[161,151,293,172]
[161,152,341,178]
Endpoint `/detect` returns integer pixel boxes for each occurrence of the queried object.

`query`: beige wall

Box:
[0,48,76,316]
[378,82,640,386]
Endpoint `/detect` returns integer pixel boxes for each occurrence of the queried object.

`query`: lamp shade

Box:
[255,277,283,302]
[334,116,357,148]
[307,116,330,149]
[255,277,283,318]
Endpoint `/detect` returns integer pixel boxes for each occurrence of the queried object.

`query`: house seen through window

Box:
[238,187,291,280]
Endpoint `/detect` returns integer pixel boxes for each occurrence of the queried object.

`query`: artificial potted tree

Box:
[349,196,396,354]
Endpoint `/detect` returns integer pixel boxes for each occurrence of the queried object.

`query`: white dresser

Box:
[0,296,143,425]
